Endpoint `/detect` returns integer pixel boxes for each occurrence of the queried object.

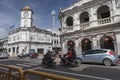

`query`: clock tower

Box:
[20,6,34,28]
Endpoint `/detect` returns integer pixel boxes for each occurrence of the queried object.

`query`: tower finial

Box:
[23,6,31,10]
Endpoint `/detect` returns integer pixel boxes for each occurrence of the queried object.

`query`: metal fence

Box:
[0,64,78,80]
[0,64,23,80]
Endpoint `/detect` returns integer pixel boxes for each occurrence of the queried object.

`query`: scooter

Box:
[17,54,25,59]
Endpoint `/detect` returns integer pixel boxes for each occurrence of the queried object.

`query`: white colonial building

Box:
[59,0,120,54]
[6,6,61,56]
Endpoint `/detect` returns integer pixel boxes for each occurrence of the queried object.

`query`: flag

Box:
[10,25,15,29]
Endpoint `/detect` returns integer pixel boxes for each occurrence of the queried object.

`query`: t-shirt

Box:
[68,51,72,57]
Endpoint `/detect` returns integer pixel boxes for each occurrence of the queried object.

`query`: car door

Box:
[82,50,95,63]
[92,50,107,63]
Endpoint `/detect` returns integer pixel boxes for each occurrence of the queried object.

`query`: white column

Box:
[62,41,67,54]
[92,37,98,49]
[74,13,80,30]
[115,33,120,55]
[75,39,81,55]
[90,7,98,27]
[112,0,120,22]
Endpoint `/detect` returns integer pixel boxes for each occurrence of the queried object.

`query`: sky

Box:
[0,0,77,39]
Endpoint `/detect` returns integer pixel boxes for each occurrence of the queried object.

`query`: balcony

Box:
[80,22,90,30]
[80,17,114,30]
[62,16,117,33]
[62,26,74,33]
[97,17,112,25]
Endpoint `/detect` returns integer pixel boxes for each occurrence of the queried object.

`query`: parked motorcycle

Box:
[30,53,39,59]
[17,54,25,59]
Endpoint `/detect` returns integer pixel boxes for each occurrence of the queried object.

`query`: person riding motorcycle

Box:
[60,48,76,67]
[42,51,55,68]
[67,48,76,65]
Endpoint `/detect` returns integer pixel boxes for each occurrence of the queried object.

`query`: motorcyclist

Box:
[67,48,76,66]
[60,48,76,66]
[42,51,55,67]
[60,54,68,66]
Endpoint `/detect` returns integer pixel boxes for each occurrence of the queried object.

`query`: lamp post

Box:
[51,10,56,51]
[51,10,56,32]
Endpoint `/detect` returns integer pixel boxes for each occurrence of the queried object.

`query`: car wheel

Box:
[103,59,112,66]
[73,59,82,67]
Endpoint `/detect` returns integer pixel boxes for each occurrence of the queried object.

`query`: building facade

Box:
[51,31,61,52]
[59,0,120,54]
[0,37,8,52]
[6,6,61,56]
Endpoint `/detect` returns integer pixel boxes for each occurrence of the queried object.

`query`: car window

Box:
[94,50,107,54]
[85,50,94,55]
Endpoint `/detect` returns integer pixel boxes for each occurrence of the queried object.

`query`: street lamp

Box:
[51,10,56,51]
[51,10,56,32]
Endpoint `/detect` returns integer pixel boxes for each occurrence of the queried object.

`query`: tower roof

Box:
[21,6,34,14]
[22,6,31,10]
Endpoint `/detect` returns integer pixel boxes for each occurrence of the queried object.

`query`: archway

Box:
[100,36,114,51]
[67,40,75,49]
[81,38,91,52]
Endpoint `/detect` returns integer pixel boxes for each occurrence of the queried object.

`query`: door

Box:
[82,50,96,63]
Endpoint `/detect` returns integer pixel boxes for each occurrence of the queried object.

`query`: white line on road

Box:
[30,67,112,80]
[24,63,39,66]
[16,64,31,67]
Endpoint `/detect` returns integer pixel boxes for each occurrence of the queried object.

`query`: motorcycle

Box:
[17,54,25,59]
[30,53,39,59]
[42,51,56,68]
[60,56,79,67]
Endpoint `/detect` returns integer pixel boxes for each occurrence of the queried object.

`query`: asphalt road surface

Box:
[0,57,120,80]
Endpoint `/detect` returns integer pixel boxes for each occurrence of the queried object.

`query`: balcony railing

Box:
[62,16,116,33]
[80,22,90,30]
[80,17,114,30]
[62,26,73,33]
[97,17,112,25]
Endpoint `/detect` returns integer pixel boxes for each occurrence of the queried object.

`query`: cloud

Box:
[0,27,8,38]
[0,0,76,39]
[0,0,19,15]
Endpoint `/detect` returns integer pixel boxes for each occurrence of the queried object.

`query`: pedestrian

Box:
[22,49,25,58]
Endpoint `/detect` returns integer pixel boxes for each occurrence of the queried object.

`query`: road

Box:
[0,57,120,80]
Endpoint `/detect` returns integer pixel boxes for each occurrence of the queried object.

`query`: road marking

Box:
[24,63,39,66]
[90,65,120,70]
[16,64,31,67]
[30,67,112,80]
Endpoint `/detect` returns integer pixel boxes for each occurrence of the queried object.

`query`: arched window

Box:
[66,16,73,26]
[97,5,110,19]
[80,12,89,23]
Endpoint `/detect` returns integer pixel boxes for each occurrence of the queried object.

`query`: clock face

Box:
[23,12,29,18]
